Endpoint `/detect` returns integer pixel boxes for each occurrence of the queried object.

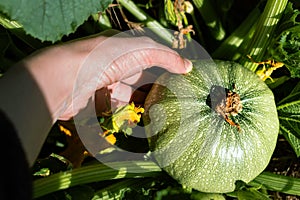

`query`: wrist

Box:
[23,46,81,121]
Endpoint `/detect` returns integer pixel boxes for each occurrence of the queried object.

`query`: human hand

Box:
[58,31,193,120]
[0,30,192,165]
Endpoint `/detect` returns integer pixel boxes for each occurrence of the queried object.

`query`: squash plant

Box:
[1,0,300,198]
[144,60,279,193]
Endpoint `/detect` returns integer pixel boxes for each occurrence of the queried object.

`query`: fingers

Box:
[86,35,193,89]
[123,37,193,74]
[137,46,193,74]
[63,34,193,120]
[110,38,193,76]
[108,82,133,108]
[107,70,158,109]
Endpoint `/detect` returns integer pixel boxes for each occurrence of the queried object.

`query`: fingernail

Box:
[184,59,193,73]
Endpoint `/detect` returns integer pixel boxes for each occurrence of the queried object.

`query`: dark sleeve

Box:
[0,111,32,200]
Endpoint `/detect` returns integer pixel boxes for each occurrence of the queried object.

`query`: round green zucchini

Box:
[144,60,279,193]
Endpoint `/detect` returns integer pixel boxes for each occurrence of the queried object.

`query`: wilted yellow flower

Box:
[111,102,144,134]
[102,131,117,145]
[59,124,72,136]
[100,102,144,144]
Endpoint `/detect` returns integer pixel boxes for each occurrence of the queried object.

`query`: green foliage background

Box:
[0,0,112,42]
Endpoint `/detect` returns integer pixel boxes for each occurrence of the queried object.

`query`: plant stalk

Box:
[192,0,226,41]
[33,160,300,198]
[33,161,161,198]
[250,172,300,196]
[0,13,45,50]
[239,0,288,72]
[212,6,261,60]
[117,0,174,45]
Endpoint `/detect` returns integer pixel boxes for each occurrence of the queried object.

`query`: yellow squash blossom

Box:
[100,102,144,145]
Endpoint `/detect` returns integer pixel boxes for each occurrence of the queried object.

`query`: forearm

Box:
[0,33,111,165]
[23,46,80,120]
[0,43,84,165]
[0,63,54,166]
[0,30,191,166]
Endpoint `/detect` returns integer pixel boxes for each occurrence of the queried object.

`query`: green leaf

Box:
[250,172,300,196]
[164,0,177,26]
[281,129,300,157]
[0,0,112,42]
[64,185,95,200]
[154,187,191,200]
[92,179,146,200]
[33,168,50,177]
[268,3,300,78]
[277,81,300,156]
[236,187,270,200]
[191,192,225,200]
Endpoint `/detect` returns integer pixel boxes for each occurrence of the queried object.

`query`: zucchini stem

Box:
[239,0,288,72]
[212,6,261,60]
[117,0,174,45]
[192,0,226,41]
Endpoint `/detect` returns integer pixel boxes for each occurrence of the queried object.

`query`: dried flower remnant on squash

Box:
[207,84,242,131]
